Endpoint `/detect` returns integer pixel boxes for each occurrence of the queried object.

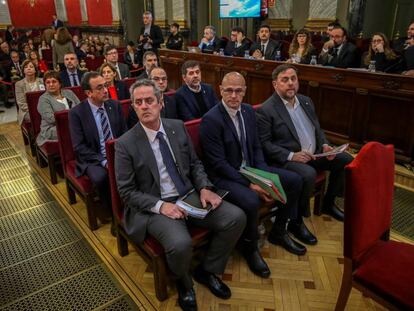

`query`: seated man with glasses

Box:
[200,72,313,279]
[104,45,131,79]
[69,71,127,220]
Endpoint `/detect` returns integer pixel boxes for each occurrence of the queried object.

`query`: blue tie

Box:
[156,132,189,196]
[236,111,250,166]
[98,107,112,142]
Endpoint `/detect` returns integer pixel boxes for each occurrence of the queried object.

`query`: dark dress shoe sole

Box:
[268,235,307,256]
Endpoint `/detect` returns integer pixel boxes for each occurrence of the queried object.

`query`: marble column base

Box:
[305,18,336,32]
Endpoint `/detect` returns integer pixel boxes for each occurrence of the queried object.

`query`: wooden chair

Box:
[105,139,210,301]
[55,110,99,230]
[335,142,414,311]
[26,90,61,184]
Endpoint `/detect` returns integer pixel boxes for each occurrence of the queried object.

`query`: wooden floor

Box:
[1,121,412,311]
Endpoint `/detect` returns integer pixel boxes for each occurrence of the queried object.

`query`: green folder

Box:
[239,166,287,204]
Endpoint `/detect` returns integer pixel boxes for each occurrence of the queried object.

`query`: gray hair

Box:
[204,25,216,35]
[130,79,162,103]
[143,11,153,19]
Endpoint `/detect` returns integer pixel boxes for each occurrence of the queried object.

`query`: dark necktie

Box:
[71,73,78,86]
[98,107,112,142]
[332,47,338,57]
[261,44,265,55]
[236,111,250,166]
[156,131,189,196]
[15,63,21,75]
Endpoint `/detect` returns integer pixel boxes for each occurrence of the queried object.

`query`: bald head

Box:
[220,71,246,110]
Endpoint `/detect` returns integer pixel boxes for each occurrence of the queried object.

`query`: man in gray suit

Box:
[256,64,353,222]
[104,45,130,79]
[115,79,246,311]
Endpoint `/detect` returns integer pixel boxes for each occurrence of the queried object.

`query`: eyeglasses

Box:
[372,39,384,43]
[222,88,245,95]
[152,77,167,82]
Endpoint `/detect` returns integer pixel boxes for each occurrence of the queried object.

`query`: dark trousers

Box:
[215,167,302,240]
[283,152,354,216]
[147,201,246,290]
[86,164,111,214]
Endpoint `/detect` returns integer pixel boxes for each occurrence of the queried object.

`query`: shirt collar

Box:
[140,119,164,143]
[278,93,300,110]
[221,100,241,118]
[187,83,201,93]
[87,98,104,113]
[67,68,76,75]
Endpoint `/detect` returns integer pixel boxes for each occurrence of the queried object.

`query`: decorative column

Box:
[111,0,121,27]
[348,0,367,37]
[267,0,293,31]
[54,0,67,22]
[153,0,167,27]
[0,0,12,28]
[305,0,338,32]
[80,0,88,26]
[173,0,189,29]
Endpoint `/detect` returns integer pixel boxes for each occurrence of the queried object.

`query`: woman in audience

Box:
[38,40,51,59]
[362,32,400,72]
[288,29,317,64]
[124,41,141,71]
[99,63,129,100]
[14,60,45,125]
[36,71,80,146]
[29,50,48,76]
[52,27,74,71]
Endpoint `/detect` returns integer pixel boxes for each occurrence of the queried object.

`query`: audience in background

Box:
[99,62,129,100]
[104,44,130,79]
[166,23,183,50]
[198,25,222,54]
[224,27,251,57]
[53,27,74,71]
[361,33,400,73]
[138,11,164,54]
[59,52,84,87]
[250,24,281,60]
[137,50,158,79]
[124,41,142,71]
[288,29,317,64]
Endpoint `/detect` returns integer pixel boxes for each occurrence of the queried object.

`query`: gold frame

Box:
[305,18,336,32]
[268,18,292,31]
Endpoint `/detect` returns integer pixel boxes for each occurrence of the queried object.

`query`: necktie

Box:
[332,47,338,57]
[261,44,265,54]
[98,107,112,142]
[236,111,250,166]
[71,73,78,86]
[15,63,21,75]
[156,131,189,196]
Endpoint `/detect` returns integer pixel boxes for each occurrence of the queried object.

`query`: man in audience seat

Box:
[115,79,246,311]
[250,24,281,60]
[175,60,218,121]
[137,51,158,80]
[256,64,354,222]
[318,26,359,68]
[69,72,127,220]
[104,45,130,79]
[198,25,222,54]
[200,72,316,269]
[224,27,251,57]
[60,53,84,87]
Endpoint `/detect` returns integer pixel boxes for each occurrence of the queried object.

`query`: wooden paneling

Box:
[159,50,414,163]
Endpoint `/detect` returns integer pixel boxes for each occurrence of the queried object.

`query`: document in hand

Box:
[175,189,229,219]
[314,143,349,158]
[239,167,287,204]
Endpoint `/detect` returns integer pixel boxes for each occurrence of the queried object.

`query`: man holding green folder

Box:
[200,72,317,278]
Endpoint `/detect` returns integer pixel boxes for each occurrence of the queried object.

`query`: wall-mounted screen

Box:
[219,0,261,18]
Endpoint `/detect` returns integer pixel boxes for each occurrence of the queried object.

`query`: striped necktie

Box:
[236,111,250,166]
[98,107,112,141]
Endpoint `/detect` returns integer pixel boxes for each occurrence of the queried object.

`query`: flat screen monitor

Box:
[219,0,261,18]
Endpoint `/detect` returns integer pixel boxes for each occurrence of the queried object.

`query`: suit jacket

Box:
[199,37,222,54]
[137,70,148,80]
[52,19,64,29]
[166,33,184,50]
[69,99,127,177]
[109,80,130,101]
[175,83,218,121]
[115,118,213,243]
[224,38,251,57]
[127,93,178,129]
[117,62,131,79]
[60,69,84,88]
[250,39,282,60]
[14,77,44,125]
[37,89,80,146]
[319,41,359,68]
[256,93,329,166]
[139,24,164,52]
[200,103,269,186]
[123,50,142,69]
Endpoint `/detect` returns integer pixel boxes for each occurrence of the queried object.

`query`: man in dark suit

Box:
[256,64,354,222]
[60,53,84,87]
[127,67,178,128]
[137,51,158,80]
[166,23,184,50]
[198,25,222,54]
[138,11,164,55]
[115,79,246,311]
[200,72,316,273]
[250,24,282,60]
[318,26,359,68]
[224,27,251,57]
[8,50,23,81]
[69,72,127,218]
[175,60,218,121]
[51,15,64,29]
[104,45,130,79]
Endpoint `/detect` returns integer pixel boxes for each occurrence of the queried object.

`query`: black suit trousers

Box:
[86,164,111,214]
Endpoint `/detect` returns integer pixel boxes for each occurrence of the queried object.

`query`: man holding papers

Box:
[200,72,317,278]
[256,64,354,222]
[115,79,246,310]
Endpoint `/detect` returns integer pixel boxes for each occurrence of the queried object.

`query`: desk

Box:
[159,49,414,163]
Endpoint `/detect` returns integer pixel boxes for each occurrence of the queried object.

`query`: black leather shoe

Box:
[243,248,271,278]
[176,283,197,311]
[268,231,307,256]
[288,222,318,245]
[193,265,231,299]
[322,204,344,222]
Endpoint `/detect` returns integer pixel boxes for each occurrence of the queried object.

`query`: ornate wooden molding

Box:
[383,80,401,90]
[309,81,319,87]
[254,63,264,71]
[268,18,292,31]
[331,74,345,83]
[305,18,336,32]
